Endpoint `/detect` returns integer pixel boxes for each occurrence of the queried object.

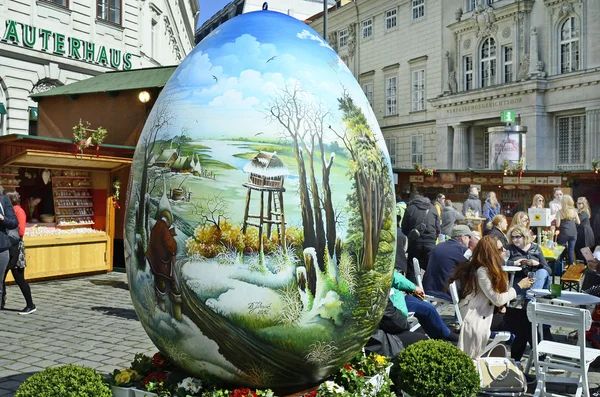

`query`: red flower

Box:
[344,364,353,371]
[230,388,258,397]
[152,353,167,368]
[357,370,365,377]
[140,371,167,389]
[305,392,318,397]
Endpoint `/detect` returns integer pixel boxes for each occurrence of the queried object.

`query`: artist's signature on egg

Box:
[248,301,272,315]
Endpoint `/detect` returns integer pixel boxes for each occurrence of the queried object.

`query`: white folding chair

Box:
[407,311,421,332]
[526,302,600,397]
[413,258,462,326]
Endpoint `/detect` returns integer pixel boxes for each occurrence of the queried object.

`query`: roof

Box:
[171,156,192,170]
[30,66,178,98]
[243,151,288,177]
[156,149,178,163]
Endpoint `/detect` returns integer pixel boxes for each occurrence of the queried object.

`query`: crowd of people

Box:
[367,186,600,366]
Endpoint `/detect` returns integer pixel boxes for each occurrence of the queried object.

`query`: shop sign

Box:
[519,176,536,185]
[488,132,525,169]
[409,175,424,183]
[1,19,133,70]
[547,176,561,185]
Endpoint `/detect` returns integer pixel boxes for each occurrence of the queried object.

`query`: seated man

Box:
[391,270,458,342]
[364,298,428,359]
[423,225,472,300]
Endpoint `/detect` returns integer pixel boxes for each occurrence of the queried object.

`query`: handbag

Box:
[0,198,20,245]
[477,357,526,396]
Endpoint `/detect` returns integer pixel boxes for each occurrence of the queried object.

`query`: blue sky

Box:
[151,9,384,157]
[198,0,231,28]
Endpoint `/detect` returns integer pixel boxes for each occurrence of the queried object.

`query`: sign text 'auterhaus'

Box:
[1,19,133,70]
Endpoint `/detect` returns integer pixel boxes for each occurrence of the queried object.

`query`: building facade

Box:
[309,0,600,172]
[195,0,336,44]
[0,0,198,136]
[309,0,443,169]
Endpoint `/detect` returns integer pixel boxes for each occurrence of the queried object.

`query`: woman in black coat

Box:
[0,192,19,309]
[576,197,595,263]
[487,214,509,247]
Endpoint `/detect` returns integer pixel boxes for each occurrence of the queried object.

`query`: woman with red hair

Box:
[450,235,533,360]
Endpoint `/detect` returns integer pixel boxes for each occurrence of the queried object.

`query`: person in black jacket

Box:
[395,214,408,273]
[401,193,440,283]
[0,192,19,309]
[487,214,509,247]
[506,224,551,295]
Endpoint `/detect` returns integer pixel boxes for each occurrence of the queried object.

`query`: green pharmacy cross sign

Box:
[501,110,516,123]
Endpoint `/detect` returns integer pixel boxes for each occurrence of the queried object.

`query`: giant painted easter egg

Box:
[124,10,396,390]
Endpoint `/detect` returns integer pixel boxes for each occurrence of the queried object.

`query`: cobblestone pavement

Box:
[0,272,599,396]
[0,272,156,397]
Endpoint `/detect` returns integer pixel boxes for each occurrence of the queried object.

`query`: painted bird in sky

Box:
[266,56,277,63]
[212,75,218,82]
[255,132,265,136]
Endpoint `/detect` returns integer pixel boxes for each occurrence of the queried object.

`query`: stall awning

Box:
[2,149,131,171]
[0,103,6,115]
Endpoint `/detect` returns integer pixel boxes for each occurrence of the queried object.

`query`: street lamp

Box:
[138,90,151,103]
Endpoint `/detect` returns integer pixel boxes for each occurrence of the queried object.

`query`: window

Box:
[339,28,348,48]
[412,0,424,20]
[557,115,586,169]
[385,137,397,166]
[385,77,397,116]
[362,19,373,39]
[502,46,513,83]
[560,17,579,73]
[362,82,374,108]
[466,0,476,12]
[42,0,68,6]
[480,37,496,87]
[411,69,425,111]
[385,9,397,30]
[411,135,423,165]
[464,55,473,91]
[97,0,121,24]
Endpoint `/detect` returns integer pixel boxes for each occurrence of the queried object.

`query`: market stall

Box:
[0,135,132,282]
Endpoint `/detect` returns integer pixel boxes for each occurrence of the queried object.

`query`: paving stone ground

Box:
[0,271,599,396]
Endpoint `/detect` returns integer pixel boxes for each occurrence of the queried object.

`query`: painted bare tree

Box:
[135,97,175,245]
[334,92,393,270]
[265,83,317,258]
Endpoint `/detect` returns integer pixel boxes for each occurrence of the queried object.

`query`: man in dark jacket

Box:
[401,193,440,283]
[423,225,471,301]
[463,186,482,216]
[0,193,19,309]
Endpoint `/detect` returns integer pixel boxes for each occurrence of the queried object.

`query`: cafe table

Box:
[527,288,600,306]
[503,265,522,287]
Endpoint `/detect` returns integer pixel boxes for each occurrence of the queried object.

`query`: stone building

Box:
[309,0,600,172]
[0,0,199,136]
[309,0,443,169]
[195,0,336,44]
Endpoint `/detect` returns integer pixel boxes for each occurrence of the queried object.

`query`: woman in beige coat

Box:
[449,235,533,360]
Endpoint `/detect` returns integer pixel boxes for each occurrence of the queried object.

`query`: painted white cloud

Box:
[208,89,260,109]
[296,29,332,50]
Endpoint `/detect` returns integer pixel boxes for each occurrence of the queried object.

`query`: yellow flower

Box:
[374,354,387,365]
[115,370,132,384]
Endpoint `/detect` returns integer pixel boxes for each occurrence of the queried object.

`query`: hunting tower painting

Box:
[242,151,288,250]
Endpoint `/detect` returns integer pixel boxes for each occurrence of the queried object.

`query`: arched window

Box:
[560,17,579,73]
[480,37,496,88]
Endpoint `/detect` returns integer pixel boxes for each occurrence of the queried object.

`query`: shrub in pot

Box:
[15,364,111,397]
[392,340,480,397]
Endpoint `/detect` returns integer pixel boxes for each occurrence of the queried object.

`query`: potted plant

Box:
[15,364,111,397]
[108,368,141,397]
[393,340,480,397]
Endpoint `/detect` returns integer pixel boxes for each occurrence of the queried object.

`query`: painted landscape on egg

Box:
[124,11,396,388]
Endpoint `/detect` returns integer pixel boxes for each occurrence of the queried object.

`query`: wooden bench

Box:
[560,264,587,291]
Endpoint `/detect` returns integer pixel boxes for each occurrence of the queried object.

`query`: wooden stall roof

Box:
[29,66,177,99]
[2,149,131,171]
[0,134,134,171]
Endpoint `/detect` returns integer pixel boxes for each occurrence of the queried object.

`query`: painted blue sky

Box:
[158,10,380,144]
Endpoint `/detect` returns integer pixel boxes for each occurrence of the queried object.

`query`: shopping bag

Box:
[477,357,526,396]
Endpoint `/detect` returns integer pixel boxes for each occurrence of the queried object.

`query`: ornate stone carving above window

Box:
[328,31,338,52]
[544,0,575,16]
[471,4,497,38]
[30,78,63,94]
[348,23,357,59]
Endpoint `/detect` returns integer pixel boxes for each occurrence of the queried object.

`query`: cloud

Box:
[296,29,332,50]
[208,89,260,109]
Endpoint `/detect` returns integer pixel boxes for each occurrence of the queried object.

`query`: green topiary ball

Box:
[15,364,111,397]
[393,339,481,397]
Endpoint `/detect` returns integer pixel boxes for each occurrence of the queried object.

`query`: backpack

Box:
[408,209,429,241]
